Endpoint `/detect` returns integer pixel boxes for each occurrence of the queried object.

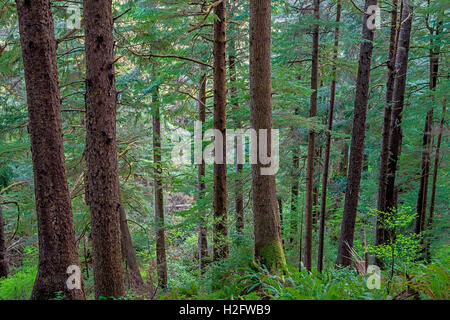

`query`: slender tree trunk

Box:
[0,205,9,278]
[84,0,124,299]
[336,0,378,267]
[197,74,209,271]
[289,153,299,244]
[278,197,284,247]
[304,0,320,272]
[152,89,168,288]
[426,101,446,258]
[119,192,145,293]
[385,0,414,215]
[250,0,286,271]
[338,139,349,176]
[229,36,244,234]
[16,0,84,300]
[213,0,229,260]
[375,0,399,266]
[415,25,440,235]
[317,0,341,272]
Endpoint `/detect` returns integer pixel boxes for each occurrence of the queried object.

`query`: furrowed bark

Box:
[16,0,84,300]
[385,0,413,216]
[84,0,124,299]
[336,0,378,267]
[250,0,286,272]
[375,0,398,266]
[213,0,229,261]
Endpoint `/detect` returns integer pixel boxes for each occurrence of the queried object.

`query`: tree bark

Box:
[304,0,320,272]
[250,0,286,271]
[289,153,299,244]
[84,0,124,299]
[197,74,209,271]
[336,0,378,267]
[317,0,341,273]
[213,0,229,260]
[375,0,399,267]
[119,192,145,293]
[385,0,413,215]
[415,23,440,235]
[427,100,445,258]
[152,89,168,288]
[229,35,244,234]
[0,205,9,278]
[16,0,84,300]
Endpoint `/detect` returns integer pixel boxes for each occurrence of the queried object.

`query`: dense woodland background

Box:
[0,0,448,300]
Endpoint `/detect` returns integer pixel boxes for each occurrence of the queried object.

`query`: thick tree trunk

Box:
[250,0,286,271]
[375,0,399,266]
[415,27,439,235]
[317,0,341,273]
[197,74,209,271]
[213,0,229,260]
[16,0,84,300]
[336,0,377,267]
[152,89,168,288]
[304,0,320,272]
[0,206,9,278]
[84,0,124,299]
[119,192,145,293]
[385,0,413,215]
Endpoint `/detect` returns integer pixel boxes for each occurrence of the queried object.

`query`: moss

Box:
[260,240,287,273]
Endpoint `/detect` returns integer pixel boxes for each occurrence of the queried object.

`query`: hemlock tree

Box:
[250,0,286,271]
[84,0,124,298]
[152,88,168,288]
[336,0,378,267]
[385,0,414,217]
[16,0,85,300]
[375,0,399,266]
[212,0,229,261]
[303,0,320,272]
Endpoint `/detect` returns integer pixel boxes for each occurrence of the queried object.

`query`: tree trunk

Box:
[197,74,209,271]
[16,0,84,300]
[250,0,286,271]
[304,0,320,272]
[415,24,440,235]
[427,101,445,258]
[336,0,378,267]
[213,0,229,260]
[119,192,145,293]
[84,0,124,299]
[375,0,399,267]
[318,0,341,273]
[229,35,244,234]
[0,205,9,278]
[289,151,299,244]
[152,89,168,288]
[385,0,413,215]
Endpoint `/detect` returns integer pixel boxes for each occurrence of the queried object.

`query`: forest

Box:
[0,0,448,302]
